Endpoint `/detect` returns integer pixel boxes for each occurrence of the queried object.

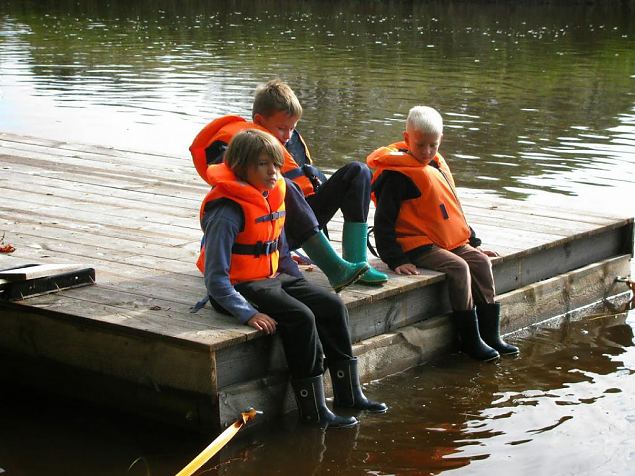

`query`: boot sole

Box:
[462,350,501,362]
[357,278,388,286]
[499,349,520,356]
[326,419,359,429]
[333,264,370,293]
[334,406,389,414]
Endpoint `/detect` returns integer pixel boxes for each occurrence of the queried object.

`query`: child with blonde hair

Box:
[367,106,519,361]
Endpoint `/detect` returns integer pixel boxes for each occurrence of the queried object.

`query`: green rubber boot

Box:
[342,222,389,285]
[301,231,369,292]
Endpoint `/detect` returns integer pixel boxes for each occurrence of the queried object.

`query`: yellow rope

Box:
[175,408,259,476]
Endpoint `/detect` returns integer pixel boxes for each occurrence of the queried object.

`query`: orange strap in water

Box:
[175,408,259,476]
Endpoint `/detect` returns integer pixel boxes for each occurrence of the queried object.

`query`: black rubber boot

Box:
[477,302,520,356]
[453,309,500,362]
[329,358,388,413]
[292,375,359,429]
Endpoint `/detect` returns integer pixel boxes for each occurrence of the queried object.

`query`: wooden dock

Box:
[0,132,633,432]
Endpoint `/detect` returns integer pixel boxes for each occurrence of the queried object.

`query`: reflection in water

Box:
[210,310,635,475]
[1,310,634,474]
[0,0,634,211]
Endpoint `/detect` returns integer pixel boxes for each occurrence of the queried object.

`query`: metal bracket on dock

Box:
[615,275,634,292]
[614,275,635,309]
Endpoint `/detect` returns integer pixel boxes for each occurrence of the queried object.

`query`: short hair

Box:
[252,79,303,119]
[406,106,443,136]
[224,129,285,181]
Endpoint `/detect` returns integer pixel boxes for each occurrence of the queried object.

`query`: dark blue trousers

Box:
[235,274,353,379]
[284,162,371,250]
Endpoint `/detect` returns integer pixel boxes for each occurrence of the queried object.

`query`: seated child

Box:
[190,79,388,291]
[197,129,387,428]
[367,106,519,361]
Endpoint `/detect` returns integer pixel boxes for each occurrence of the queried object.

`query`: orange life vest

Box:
[189,115,316,196]
[196,163,287,285]
[367,141,470,252]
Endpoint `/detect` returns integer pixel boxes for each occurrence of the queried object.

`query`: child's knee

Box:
[446,258,471,280]
[342,161,371,181]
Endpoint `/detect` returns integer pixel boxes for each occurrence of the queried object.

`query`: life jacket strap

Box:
[232,239,279,257]
[190,295,210,313]
[255,211,286,223]
[283,165,323,189]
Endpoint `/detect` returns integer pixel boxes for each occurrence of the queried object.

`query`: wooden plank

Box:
[0,207,197,248]
[0,177,201,220]
[0,303,218,392]
[0,167,202,209]
[500,254,632,332]
[459,191,630,224]
[0,144,198,186]
[0,263,89,280]
[0,187,199,230]
[4,291,253,350]
[0,141,195,182]
[0,132,184,166]
[1,215,196,259]
[0,153,201,200]
[0,228,201,280]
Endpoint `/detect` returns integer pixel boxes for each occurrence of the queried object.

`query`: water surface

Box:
[1,0,634,214]
[1,308,634,475]
[0,1,634,475]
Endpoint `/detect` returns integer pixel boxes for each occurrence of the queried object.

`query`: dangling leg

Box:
[476,302,519,355]
[412,245,499,361]
[453,245,519,356]
[291,374,358,429]
[301,231,369,292]
[452,308,500,361]
[329,357,388,413]
[282,275,388,414]
[236,276,358,429]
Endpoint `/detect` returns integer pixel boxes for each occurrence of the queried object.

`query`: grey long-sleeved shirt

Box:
[201,197,301,323]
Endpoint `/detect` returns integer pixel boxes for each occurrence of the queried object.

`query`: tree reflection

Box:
[0,0,634,203]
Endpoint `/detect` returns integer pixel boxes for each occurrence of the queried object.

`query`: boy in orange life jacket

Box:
[367,106,519,361]
[199,129,387,428]
[190,79,388,292]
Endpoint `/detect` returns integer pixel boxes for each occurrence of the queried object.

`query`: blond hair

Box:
[224,129,284,181]
[406,106,443,136]
[252,79,303,119]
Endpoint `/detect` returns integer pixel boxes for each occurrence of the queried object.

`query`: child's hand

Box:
[479,248,500,258]
[394,263,419,275]
[248,313,277,334]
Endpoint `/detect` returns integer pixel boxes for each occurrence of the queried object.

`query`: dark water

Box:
[1,1,635,475]
[1,307,634,475]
